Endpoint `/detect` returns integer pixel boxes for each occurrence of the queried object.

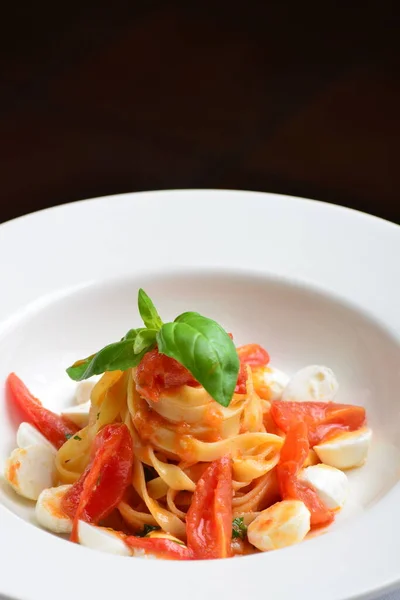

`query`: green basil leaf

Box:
[65,354,96,380]
[123,329,139,340]
[133,328,157,354]
[156,312,239,407]
[232,517,247,539]
[66,339,145,381]
[138,289,163,330]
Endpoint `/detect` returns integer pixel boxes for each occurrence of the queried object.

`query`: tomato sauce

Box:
[7,459,21,486]
[136,343,270,402]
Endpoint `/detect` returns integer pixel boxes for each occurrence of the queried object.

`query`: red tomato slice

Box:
[277,421,334,527]
[234,362,248,394]
[136,348,199,402]
[62,424,133,541]
[279,417,309,466]
[271,400,366,446]
[186,455,233,559]
[7,373,78,449]
[136,344,269,400]
[125,537,192,560]
[237,344,270,367]
[235,344,270,394]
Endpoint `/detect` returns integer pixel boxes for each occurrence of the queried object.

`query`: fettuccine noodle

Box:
[55,366,283,539]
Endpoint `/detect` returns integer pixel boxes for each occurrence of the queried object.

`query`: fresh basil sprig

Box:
[66,335,155,381]
[157,312,239,407]
[138,288,163,330]
[66,290,160,381]
[66,289,239,407]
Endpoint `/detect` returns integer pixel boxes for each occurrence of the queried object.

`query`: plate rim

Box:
[0,189,399,600]
[1,188,399,231]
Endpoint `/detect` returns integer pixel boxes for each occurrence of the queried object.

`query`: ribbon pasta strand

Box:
[55,366,284,539]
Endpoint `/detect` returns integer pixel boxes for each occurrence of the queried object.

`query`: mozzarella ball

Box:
[314,428,372,470]
[17,422,56,452]
[282,365,339,402]
[300,464,348,510]
[78,521,132,556]
[252,366,290,401]
[36,485,73,533]
[61,400,91,428]
[75,379,98,405]
[247,500,310,552]
[4,445,55,500]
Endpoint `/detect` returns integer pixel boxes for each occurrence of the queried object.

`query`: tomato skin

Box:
[279,418,309,466]
[136,344,270,400]
[277,421,334,527]
[237,344,270,367]
[234,344,270,394]
[271,401,366,447]
[62,424,133,542]
[125,537,193,560]
[234,362,248,394]
[186,455,233,559]
[213,458,233,554]
[136,349,199,402]
[7,373,78,449]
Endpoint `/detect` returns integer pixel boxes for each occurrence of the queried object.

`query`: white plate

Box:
[0,190,399,600]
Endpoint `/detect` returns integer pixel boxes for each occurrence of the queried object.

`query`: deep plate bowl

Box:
[0,190,399,600]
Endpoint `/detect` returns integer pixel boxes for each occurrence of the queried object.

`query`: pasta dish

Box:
[4,289,371,559]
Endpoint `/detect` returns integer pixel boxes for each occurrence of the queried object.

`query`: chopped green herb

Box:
[137,524,160,537]
[232,517,247,540]
[73,435,82,441]
[65,433,72,440]
[96,412,100,420]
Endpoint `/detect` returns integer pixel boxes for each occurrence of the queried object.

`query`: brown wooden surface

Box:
[0,1,399,224]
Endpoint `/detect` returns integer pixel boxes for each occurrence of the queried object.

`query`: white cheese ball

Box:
[36,485,73,533]
[4,445,55,501]
[282,365,339,402]
[247,500,311,552]
[300,464,348,510]
[314,428,372,470]
[78,521,132,556]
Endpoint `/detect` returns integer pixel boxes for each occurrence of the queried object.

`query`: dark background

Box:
[1,1,399,224]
